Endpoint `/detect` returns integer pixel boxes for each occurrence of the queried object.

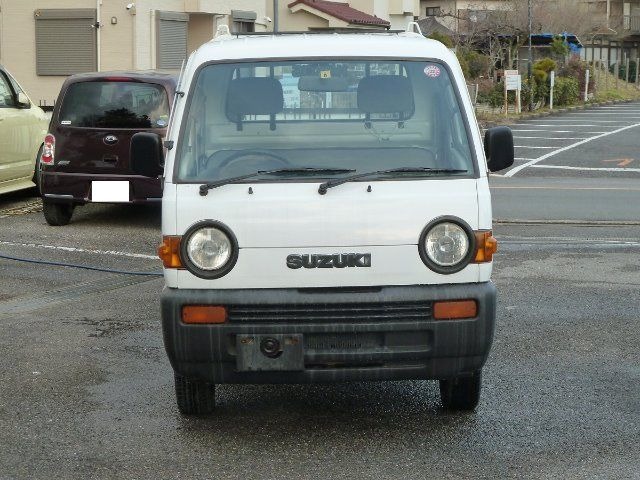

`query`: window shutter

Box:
[35,9,97,76]
[157,12,189,70]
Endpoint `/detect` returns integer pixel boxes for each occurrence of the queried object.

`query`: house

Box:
[0,0,269,107]
[268,0,422,32]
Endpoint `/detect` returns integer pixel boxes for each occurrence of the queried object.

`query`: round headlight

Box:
[419,218,474,274]
[181,221,238,279]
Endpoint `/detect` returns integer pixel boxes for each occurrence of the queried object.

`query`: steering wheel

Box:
[210,149,291,172]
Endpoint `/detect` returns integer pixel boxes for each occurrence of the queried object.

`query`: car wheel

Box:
[33,145,43,195]
[42,201,74,226]
[439,370,482,411]
[174,373,216,415]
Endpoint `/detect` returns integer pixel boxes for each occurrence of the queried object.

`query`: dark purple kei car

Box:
[39,71,177,225]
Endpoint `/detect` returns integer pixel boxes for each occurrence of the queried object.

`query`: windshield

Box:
[175,60,475,182]
[59,81,170,129]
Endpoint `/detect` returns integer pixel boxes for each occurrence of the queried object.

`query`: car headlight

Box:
[181,221,238,279]
[419,218,474,274]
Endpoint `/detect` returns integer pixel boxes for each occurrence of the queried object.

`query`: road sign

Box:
[505,74,521,91]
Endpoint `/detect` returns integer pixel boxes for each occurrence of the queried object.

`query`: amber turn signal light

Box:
[433,300,477,320]
[473,231,497,263]
[182,306,228,324]
[158,236,182,268]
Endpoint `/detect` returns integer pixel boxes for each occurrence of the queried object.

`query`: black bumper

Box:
[161,282,496,384]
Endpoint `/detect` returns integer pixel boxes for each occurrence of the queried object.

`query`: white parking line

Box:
[0,240,157,260]
[514,145,557,149]
[567,114,640,117]
[521,120,630,123]
[505,121,640,177]
[529,164,640,173]
[516,124,617,127]
[514,136,586,140]
[511,129,607,134]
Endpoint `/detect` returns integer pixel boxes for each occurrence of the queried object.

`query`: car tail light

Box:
[41,134,55,165]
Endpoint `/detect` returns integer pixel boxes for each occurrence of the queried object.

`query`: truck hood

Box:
[168,179,480,247]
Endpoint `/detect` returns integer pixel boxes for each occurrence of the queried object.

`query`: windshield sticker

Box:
[320,70,331,79]
[61,120,72,125]
[424,65,441,78]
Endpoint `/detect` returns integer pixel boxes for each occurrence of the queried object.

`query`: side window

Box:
[0,72,16,108]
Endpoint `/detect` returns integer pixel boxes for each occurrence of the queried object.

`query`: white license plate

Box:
[91,181,130,203]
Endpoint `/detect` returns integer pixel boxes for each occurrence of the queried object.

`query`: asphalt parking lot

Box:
[1,104,639,479]
[502,102,640,178]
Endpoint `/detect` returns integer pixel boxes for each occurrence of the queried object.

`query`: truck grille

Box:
[227,301,432,323]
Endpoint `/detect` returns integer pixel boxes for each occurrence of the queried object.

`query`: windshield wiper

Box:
[199,167,355,196]
[317,167,468,195]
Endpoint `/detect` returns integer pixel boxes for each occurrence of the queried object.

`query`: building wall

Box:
[0,0,267,105]
[0,0,98,107]
[188,14,215,54]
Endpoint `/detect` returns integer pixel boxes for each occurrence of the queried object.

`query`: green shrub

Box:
[456,52,470,79]
[550,36,570,57]
[428,32,453,48]
[554,77,580,105]
[533,68,547,83]
[560,56,594,95]
[534,58,557,74]
[610,60,638,82]
[462,50,490,79]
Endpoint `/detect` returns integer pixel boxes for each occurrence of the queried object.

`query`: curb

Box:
[493,219,640,226]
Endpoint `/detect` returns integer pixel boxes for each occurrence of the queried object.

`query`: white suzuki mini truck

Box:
[131,29,514,415]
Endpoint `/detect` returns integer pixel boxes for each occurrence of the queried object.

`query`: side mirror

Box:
[130,132,164,177]
[484,126,514,172]
[16,92,31,109]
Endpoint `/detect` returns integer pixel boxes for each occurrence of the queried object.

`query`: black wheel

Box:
[42,201,74,226]
[439,370,482,411]
[174,373,216,415]
[33,145,43,195]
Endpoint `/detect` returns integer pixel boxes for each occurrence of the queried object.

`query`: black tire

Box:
[439,370,482,411]
[42,201,74,226]
[174,373,216,415]
[33,145,43,195]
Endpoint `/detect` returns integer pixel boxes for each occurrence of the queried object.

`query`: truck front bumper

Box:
[161,282,496,384]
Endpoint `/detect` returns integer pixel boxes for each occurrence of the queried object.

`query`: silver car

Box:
[0,65,48,195]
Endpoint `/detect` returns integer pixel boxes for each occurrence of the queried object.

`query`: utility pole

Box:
[528,0,533,111]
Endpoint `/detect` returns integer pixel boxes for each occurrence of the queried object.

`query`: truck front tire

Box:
[439,370,482,411]
[174,373,216,415]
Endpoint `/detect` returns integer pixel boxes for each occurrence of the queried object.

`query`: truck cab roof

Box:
[190,31,455,64]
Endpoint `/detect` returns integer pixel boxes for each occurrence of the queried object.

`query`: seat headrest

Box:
[357,75,414,116]
[226,77,284,121]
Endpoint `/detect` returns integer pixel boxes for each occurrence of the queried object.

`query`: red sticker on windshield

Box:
[424,65,441,78]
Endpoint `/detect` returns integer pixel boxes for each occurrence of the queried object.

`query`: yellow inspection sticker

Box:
[320,70,331,79]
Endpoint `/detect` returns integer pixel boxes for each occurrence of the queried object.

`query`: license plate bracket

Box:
[236,334,304,372]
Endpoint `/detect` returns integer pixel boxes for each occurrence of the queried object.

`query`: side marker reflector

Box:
[158,236,182,268]
[433,300,477,320]
[474,231,498,263]
[182,306,227,324]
